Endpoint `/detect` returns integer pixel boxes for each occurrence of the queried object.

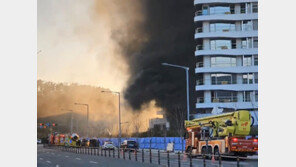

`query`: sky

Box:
[37,0,129,92]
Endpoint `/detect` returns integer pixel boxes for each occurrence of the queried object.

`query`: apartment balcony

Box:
[196,83,258,91]
[195,29,258,39]
[194,0,258,5]
[194,13,257,22]
[195,47,258,56]
[196,101,258,109]
[195,65,258,73]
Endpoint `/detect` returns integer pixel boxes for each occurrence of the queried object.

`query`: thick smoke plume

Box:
[93,0,196,114]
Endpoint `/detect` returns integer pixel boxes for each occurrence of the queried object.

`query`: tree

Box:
[169,106,186,137]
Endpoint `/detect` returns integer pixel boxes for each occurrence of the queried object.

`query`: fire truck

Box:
[184,110,258,158]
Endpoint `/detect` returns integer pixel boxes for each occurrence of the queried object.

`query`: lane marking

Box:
[56,165,60,167]
[89,161,98,164]
[75,158,81,160]
[65,155,69,158]
[39,158,43,160]
[46,160,51,164]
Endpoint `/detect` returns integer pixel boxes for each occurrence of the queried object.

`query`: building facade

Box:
[193,0,258,124]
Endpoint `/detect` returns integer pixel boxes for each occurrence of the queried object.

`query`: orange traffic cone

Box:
[211,154,215,162]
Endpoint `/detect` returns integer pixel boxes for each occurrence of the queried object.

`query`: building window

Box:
[243,73,254,84]
[210,40,232,50]
[212,91,237,103]
[202,5,209,15]
[254,73,258,83]
[242,20,253,31]
[209,5,232,15]
[211,73,236,85]
[242,38,252,49]
[253,37,258,48]
[211,56,236,67]
[244,91,252,102]
[254,55,258,65]
[255,91,258,102]
[253,20,258,30]
[241,3,246,14]
[243,55,252,66]
[252,2,258,13]
[210,23,235,32]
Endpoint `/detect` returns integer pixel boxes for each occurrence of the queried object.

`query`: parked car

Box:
[120,140,138,152]
[89,139,100,147]
[37,139,42,144]
[102,141,116,150]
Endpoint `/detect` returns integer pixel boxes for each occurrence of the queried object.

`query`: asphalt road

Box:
[38,144,258,167]
[37,145,160,167]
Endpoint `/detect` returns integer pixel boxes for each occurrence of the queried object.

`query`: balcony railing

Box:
[212,96,238,103]
[196,79,237,86]
[196,97,238,103]
[196,43,257,51]
[195,10,234,16]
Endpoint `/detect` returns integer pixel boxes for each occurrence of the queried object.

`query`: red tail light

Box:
[253,139,258,142]
[232,138,238,142]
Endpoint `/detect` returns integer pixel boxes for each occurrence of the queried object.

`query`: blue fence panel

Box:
[96,137,186,151]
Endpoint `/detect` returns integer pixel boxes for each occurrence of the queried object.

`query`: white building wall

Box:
[194,0,258,113]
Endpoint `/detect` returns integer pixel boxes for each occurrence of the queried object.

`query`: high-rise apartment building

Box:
[193,0,258,124]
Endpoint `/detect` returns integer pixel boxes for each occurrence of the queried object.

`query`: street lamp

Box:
[101,90,122,148]
[61,109,74,134]
[74,103,89,137]
[162,62,190,120]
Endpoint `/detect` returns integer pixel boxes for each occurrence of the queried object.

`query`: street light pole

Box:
[162,63,190,120]
[101,90,122,148]
[74,103,89,137]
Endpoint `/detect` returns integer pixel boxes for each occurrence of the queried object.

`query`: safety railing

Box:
[195,10,235,16]
[196,79,238,86]
[43,144,257,167]
[196,43,240,51]
[212,96,238,103]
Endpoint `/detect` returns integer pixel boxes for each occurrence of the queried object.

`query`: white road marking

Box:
[65,155,69,158]
[46,160,51,164]
[56,165,60,167]
[39,158,43,160]
[89,161,98,164]
[75,158,81,160]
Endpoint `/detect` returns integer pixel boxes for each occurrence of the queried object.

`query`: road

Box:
[37,145,160,167]
[38,144,258,167]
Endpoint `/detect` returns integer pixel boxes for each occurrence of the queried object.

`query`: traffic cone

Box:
[211,153,215,162]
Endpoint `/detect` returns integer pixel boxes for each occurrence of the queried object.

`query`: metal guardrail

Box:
[43,144,256,167]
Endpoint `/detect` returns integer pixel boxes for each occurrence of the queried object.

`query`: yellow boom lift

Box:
[184,110,258,158]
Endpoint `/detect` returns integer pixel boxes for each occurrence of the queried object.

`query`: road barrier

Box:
[43,144,256,167]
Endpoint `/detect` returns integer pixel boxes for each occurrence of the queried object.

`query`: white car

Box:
[37,139,42,144]
[102,141,116,150]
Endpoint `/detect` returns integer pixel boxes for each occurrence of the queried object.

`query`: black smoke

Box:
[118,0,196,114]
